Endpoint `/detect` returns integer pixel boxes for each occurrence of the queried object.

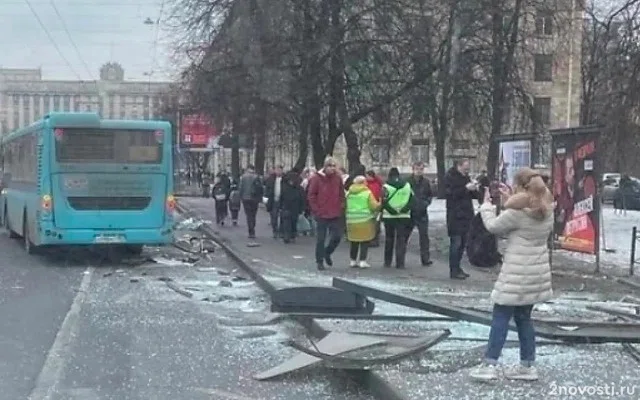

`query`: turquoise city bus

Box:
[0,112,175,254]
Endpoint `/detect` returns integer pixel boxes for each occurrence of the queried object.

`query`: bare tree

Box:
[582,0,640,174]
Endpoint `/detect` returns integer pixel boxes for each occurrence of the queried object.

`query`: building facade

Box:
[0,62,172,136]
[330,2,583,176]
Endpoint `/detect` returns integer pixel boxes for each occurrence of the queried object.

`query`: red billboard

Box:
[180,114,217,148]
[551,128,600,255]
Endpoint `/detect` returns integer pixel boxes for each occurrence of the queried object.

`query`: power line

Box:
[147,0,165,80]
[49,0,96,81]
[22,0,83,80]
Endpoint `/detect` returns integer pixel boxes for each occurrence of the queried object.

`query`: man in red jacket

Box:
[307,157,345,270]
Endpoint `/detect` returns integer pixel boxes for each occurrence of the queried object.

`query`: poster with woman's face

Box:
[551,133,599,255]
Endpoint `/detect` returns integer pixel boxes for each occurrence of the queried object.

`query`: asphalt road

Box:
[0,229,372,400]
[0,231,85,400]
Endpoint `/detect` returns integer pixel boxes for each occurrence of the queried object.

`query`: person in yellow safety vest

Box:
[382,167,414,269]
[345,175,381,268]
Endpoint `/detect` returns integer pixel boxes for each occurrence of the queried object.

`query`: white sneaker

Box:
[504,365,538,381]
[358,261,371,268]
[349,260,358,268]
[469,364,500,381]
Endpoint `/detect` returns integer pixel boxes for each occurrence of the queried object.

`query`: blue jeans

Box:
[485,304,536,367]
[314,217,343,264]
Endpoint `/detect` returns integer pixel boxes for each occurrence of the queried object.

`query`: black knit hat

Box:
[388,167,400,179]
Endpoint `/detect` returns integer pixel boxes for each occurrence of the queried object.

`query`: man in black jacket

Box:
[406,161,433,266]
[445,159,478,280]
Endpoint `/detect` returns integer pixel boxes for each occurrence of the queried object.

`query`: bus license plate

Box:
[94,235,125,244]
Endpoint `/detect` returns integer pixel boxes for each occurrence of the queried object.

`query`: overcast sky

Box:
[0,0,176,82]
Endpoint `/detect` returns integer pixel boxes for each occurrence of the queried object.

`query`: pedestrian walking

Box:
[280,170,306,243]
[307,157,345,270]
[211,177,229,225]
[265,165,284,238]
[345,175,380,268]
[228,180,241,226]
[381,167,413,269]
[238,165,263,239]
[445,159,477,280]
[470,168,554,382]
[365,170,384,247]
[406,161,433,266]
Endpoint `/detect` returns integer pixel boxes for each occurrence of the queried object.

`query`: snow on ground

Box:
[432,199,640,276]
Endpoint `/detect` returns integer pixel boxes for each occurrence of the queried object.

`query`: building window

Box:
[411,139,429,164]
[533,54,553,82]
[451,139,471,150]
[106,95,113,118]
[23,95,31,126]
[535,10,553,35]
[12,95,20,129]
[143,95,150,120]
[370,138,390,165]
[63,95,71,111]
[52,95,61,111]
[43,94,50,115]
[120,95,127,118]
[33,95,41,120]
[533,96,552,127]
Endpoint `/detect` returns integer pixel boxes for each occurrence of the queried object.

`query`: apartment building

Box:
[330,2,584,175]
[0,62,172,136]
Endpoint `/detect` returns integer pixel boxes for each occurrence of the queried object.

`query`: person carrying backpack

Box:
[228,180,242,226]
[211,177,229,225]
[381,167,413,269]
[238,165,263,239]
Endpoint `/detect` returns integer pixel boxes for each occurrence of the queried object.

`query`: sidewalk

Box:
[177,197,500,291]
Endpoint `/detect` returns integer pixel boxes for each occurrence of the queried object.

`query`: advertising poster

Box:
[497,140,532,188]
[180,114,217,149]
[551,130,599,255]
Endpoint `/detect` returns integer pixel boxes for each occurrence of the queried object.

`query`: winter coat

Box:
[307,169,345,219]
[366,175,384,201]
[445,167,477,236]
[466,213,502,268]
[279,172,305,215]
[407,175,433,218]
[238,172,261,201]
[345,183,380,242]
[479,191,554,306]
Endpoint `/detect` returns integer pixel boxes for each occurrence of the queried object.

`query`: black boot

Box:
[450,270,467,280]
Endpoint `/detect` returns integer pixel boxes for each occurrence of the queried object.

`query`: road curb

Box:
[176,200,409,400]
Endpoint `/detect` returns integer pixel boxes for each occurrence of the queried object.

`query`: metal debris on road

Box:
[165,281,194,298]
[174,217,209,231]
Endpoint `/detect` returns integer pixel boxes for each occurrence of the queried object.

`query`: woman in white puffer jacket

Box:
[470,167,554,382]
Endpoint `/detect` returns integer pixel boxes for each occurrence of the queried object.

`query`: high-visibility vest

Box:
[346,189,374,224]
[382,183,412,218]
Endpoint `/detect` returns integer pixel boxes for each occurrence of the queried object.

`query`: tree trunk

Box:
[486,0,522,178]
[253,101,267,175]
[435,132,447,198]
[329,0,361,172]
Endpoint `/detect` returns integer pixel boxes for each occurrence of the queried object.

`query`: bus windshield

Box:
[55,128,163,164]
